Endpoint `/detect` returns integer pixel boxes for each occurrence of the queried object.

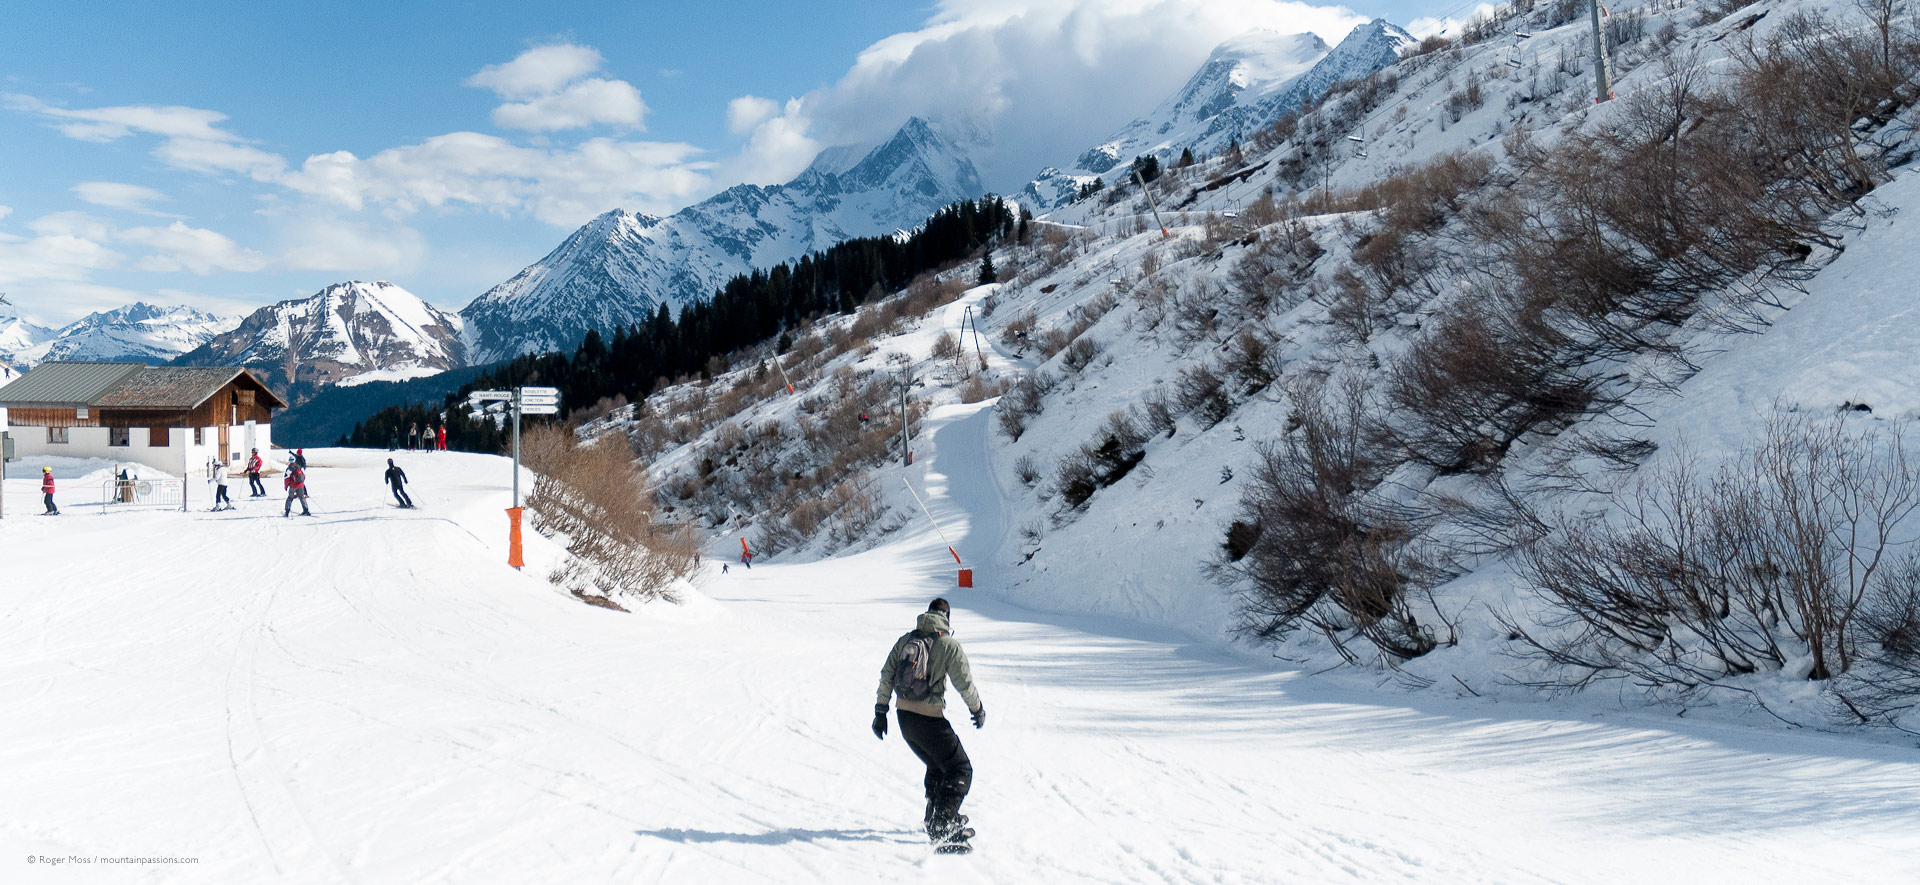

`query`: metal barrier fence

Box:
[99,478,187,513]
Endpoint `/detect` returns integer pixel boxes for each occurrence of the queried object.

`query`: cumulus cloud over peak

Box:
[467,43,647,132]
[733,0,1370,191]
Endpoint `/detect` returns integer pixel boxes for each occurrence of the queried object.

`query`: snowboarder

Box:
[436,424,448,452]
[283,457,311,517]
[384,458,414,508]
[40,467,58,515]
[408,423,419,451]
[246,449,266,497]
[873,597,985,852]
[211,461,233,511]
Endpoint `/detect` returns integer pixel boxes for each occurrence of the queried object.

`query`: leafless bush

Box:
[1014,453,1043,486]
[523,425,696,604]
[997,371,1056,440]
[1060,335,1104,373]
[1225,376,1438,660]
[1175,363,1235,428]
[1515,414,1920,701]
[1139,388,1178,438]
[1222,327,1281,395]
[1056,411,1150,510]
[1227,222,1321,318]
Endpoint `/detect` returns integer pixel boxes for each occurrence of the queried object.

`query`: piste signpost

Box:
[492,386,560,569]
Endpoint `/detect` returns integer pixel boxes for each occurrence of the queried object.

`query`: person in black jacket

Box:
[384,458,414,508]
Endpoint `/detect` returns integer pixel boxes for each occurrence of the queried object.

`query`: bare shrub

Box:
[1139,388,1178,438]
[1036,327,1072,359]
[1222,327,1281,395]
[1225,376,1438,660]
[1228,222,1321,318]
[1014,453,1042,486]
[997,371,1056,440]
[1060,335,1104,373]
[1056,411,1149,510]
[1175,363,1234,428]
[523,425,697,604]
[1515,414,1920,696]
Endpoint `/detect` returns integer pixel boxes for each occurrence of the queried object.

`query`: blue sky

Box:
[0,0,1460,326]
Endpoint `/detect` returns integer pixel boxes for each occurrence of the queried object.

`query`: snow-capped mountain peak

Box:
[3,302,232,369]
[1027,19,1413,210]
[461,116,985,364]
[176,280,465,399]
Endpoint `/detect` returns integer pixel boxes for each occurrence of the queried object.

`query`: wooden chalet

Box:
[0,361,287,473]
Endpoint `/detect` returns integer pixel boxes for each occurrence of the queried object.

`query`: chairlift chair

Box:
[1506,32,1531,68]
[1346,134,1368,159]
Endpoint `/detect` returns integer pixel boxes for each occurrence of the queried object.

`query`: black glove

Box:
[970,706,986,729]
[872,704,889,740]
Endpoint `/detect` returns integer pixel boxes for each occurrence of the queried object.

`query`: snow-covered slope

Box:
[461,117,986,363]
[5,302,230,368]
[177,280,464,398]
[1025,20,1413,210]
[5,441,1918,880]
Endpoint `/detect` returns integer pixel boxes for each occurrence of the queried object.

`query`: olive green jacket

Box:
[876,611,982,717]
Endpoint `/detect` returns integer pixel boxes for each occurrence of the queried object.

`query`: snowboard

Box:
[930,822,974,854]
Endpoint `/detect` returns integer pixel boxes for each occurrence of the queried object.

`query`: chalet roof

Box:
[0,361,145,407]
[0,362,288,411]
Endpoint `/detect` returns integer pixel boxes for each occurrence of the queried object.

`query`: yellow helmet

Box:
[42,466,52,472]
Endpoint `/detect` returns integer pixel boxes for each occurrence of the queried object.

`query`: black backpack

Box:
[891,632,936,701]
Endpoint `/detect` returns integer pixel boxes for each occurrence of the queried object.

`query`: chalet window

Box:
[48,426,69,444]
[194,427,205,445]
[149,427,171,447]
[109,427,130,447]
[238,390,256,406]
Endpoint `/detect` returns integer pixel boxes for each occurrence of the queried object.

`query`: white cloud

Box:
[726,96,780,134]
[722,99,820,185]
[72,181,172,213]
[468,44,648,132]
[0,205,12,220]
[120,221,272,274]
[0,232,123,284]
[285,132,711,226]
[10,94,288,183]
[734,0,1370,191]
[492,78,646,131]
[276,215,427,273]
[467,44,604,99]
[28,211,115,241]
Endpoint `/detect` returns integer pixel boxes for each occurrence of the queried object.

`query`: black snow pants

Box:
[898,709,972,824]
[215,485,231,506]
[248,472,265,496]
[390,482,413,507]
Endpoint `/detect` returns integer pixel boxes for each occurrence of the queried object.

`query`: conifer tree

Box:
[978,252,997,285]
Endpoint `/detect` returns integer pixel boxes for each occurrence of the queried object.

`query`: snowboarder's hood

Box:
[916,611,952,635]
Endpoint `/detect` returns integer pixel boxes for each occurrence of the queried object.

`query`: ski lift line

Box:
[900,476,963,565]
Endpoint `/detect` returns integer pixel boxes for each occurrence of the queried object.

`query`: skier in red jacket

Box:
[436,424,448,452]
[40,467,58,515]
[246,449,266,497]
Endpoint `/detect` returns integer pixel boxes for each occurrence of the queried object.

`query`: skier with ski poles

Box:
[40,467,59,515]
[283,456,311,517]
[873,597,985,853]
[246,449,266,497]
[384,458,414,508]
[211,460,233,511]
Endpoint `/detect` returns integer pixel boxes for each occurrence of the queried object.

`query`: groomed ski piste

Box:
[4,402,1920,882]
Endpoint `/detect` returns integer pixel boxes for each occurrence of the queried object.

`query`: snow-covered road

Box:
[3,425,1918,883]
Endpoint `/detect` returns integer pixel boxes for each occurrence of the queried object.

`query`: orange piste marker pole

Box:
[507,506,525,569]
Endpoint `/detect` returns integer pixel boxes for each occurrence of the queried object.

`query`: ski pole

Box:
[901,476,962,564]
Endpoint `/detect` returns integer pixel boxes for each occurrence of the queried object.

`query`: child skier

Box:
[212,461,232,511]
[40,466,58,515]
[283,457,311,517]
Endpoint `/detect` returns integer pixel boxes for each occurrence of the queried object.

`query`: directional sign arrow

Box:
[471,390,513,401]
[518,404,560,415]
[519,386,560,397]
[518,394,560,406]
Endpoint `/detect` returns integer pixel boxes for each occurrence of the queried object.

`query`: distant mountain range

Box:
[6,22,1416,407]
[0,302,233,371]
[173,280,464,402]
[1024,19,1415,210]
